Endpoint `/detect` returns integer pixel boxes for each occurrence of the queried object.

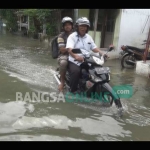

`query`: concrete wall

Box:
[88,30,101,48]
[78,9,89,18]
[113,9,122,51]
[118,9,150,52]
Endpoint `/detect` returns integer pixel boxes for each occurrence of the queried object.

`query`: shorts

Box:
[57,54,68,72]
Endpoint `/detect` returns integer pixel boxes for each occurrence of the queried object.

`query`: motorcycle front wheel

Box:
[102,92,114,107]
[96,83,123,108]
[95,84,113,107]
[121,53,136,68]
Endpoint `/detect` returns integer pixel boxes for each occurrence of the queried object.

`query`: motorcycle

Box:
[120,40,150,68]
[53,46,123,115]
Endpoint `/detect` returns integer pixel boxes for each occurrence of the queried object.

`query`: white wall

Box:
[88,30,101,48]
[118,9,150,53]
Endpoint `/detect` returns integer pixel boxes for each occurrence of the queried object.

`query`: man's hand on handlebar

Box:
[103,54,109,58]
[74,55,84,62]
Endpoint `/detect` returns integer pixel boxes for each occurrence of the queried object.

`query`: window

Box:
[89,9,94,30]
[89,9,105,31]
[106,19,115,32]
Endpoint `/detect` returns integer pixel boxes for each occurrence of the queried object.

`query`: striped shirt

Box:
[57,32,71,56]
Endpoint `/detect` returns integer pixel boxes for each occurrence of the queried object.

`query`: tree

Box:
[0,9,62,36]
[0,9,18,31]
[22,9,61,36]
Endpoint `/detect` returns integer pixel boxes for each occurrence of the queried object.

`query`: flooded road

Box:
[0,32,150,141]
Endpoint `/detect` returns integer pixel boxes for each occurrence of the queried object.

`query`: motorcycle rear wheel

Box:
[121,53,136,68]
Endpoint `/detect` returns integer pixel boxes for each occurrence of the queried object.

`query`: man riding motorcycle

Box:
[66,17,108,94]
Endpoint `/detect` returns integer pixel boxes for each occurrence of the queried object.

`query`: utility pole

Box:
[143,19,150,63]
[0,17,2,32]
[74,9,78,23]
[19,14,21,31]
[43,18,46,35]
[93,9,99,42]
[28,15,30,31]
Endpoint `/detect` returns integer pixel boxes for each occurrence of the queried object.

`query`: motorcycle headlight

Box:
[91,75,102,82]
[92,56,104,65]
[94,78,102,82]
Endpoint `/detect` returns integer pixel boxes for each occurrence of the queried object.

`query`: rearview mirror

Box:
[109,45,114,51]
[109,47,114,51]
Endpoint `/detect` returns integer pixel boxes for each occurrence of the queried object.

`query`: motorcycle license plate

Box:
[95,67,110,74]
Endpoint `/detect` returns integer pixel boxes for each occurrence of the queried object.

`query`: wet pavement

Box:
[0,31,150,141]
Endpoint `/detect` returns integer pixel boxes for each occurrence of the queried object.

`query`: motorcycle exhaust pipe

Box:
[53,74,61,85]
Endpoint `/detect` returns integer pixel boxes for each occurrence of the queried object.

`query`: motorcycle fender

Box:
[121,52,129,59]
[101,83,119,100]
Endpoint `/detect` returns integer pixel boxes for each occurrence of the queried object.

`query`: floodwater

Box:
[0,31,150,141]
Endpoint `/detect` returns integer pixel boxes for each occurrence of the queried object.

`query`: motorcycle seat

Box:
[126,46,145,53]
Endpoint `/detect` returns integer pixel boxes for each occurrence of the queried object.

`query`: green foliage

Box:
[0,9,18,31]
[22,9,61,35]
[22,9,58,23]
[0,9,61,35]
[46,22,57,36]
[36,9,52,21]
[22,9,38,17]
[28,25,36,33]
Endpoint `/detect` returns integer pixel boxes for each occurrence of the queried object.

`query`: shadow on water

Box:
[0,33,150,140]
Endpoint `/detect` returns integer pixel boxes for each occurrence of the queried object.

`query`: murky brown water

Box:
[0,30,150,141]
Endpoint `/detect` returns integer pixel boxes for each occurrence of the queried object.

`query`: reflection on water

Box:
[0,33,150,141]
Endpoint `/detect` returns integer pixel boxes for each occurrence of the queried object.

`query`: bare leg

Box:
[58,71,66,92]
[58,58,68,92]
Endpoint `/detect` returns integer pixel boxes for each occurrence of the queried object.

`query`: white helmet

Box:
[61,17,73,25]
[76,17,90,27]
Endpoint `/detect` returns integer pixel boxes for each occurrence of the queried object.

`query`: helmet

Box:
[61,17,73,26]
[76,17,90,27]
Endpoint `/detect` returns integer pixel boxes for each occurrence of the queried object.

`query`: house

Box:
[15,9,150,58]
[15,10,29,34]
[66,9,150,58]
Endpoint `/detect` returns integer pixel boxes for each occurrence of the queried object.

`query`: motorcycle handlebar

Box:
[72,46,113,62]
